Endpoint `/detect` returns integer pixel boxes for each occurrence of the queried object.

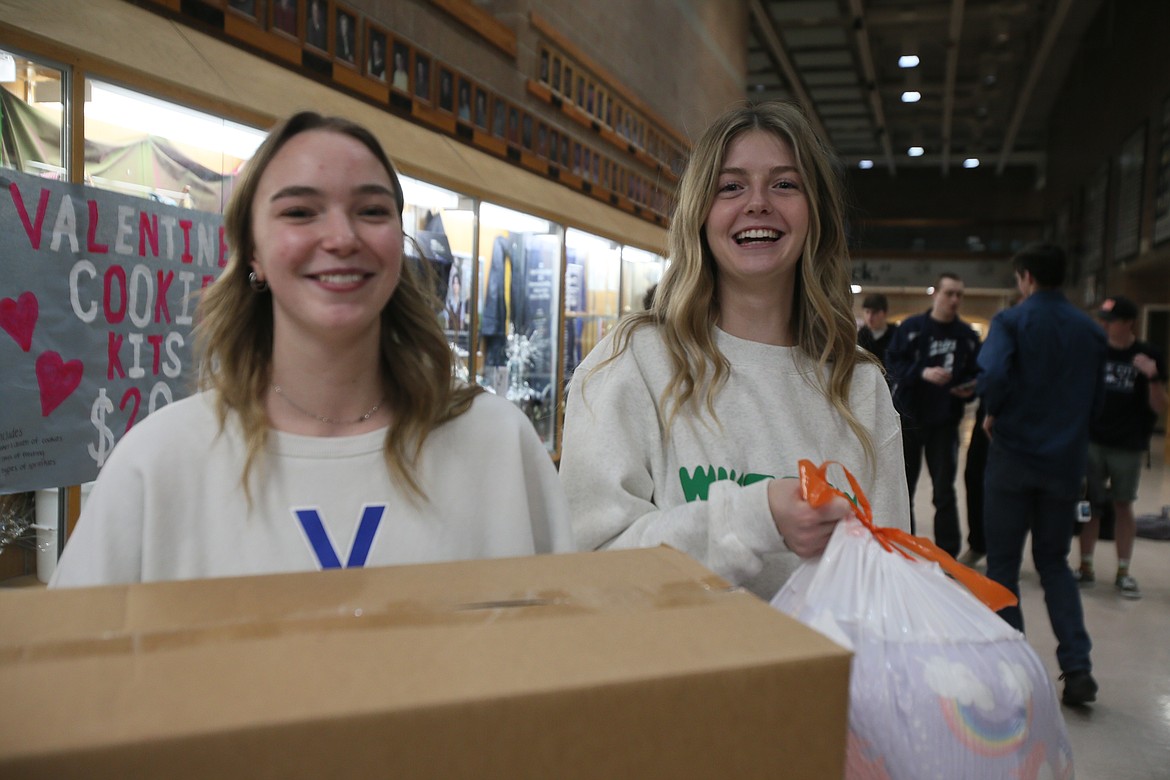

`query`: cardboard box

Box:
[0,547,850,779]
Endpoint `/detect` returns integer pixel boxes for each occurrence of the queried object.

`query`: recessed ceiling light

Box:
[908,146,925,157]
[901,90,921,103]
[963,158,980,168]
[898,55,920,68]
[858,159,874,169]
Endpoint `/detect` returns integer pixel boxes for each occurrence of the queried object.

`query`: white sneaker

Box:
[957,549,985,567]
[1115,575,1142,600]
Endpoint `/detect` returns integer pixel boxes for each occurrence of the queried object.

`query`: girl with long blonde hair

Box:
[559,101,909,599]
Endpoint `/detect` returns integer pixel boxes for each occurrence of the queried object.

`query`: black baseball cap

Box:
[1097,296,1138,322]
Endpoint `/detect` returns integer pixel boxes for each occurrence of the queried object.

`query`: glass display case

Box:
[475,202,562,451]
[620,244,667,315]
[563,228,621,386]
[400,175,477,383]
[0,49,65,178]
[83,81,263,212]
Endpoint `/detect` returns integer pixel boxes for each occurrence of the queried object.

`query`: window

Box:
[476,203,562,451]
[83,80,264,213]
[0,49,66,178]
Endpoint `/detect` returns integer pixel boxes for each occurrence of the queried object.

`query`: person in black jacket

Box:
[857,292,898,376]
[886,273,980,552]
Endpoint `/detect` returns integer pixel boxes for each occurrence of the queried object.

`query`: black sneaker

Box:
[1060,670,1098,706]
[1076,568,1095,587]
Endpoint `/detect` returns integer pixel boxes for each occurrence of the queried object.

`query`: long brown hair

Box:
[196,111,480,498]
[601,101,876,463]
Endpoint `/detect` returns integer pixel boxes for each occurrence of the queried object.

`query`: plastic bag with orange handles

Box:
[771,460,1074,780]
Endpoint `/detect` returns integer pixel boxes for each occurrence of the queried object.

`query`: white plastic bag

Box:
[771,461,1074,780]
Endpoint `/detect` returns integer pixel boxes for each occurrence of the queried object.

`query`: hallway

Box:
[912,415,1170,779]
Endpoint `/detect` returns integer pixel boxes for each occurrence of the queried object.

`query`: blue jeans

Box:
[902,419,961,555]
[983,442,1092,674]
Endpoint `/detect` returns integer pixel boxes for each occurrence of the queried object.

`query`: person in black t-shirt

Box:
[1077,296,1168,599]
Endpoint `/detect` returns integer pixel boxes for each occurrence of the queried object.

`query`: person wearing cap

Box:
[1077,295,1168,599]
[977,243,1106,706]
[858,292,899,374]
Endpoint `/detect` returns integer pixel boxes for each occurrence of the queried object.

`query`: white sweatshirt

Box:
[51,391,572,587]
[559,325,910,600]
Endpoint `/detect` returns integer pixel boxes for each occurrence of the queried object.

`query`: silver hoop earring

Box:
[248,271,269,292]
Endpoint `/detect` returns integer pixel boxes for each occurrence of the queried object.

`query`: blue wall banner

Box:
[0,168,225,493]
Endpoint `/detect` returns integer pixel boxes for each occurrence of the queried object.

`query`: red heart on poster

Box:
[0,291,38,352]
[35,351,84,417]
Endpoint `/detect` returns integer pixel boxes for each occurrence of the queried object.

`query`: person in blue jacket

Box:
[885,272,980,552]
[977,242,1105,707]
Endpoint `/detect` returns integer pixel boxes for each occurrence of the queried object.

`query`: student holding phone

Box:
[886,273,981,556]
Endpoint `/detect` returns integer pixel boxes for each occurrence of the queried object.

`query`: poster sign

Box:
[1155,95,1170,246]
[1112,125,1145,262]
[0,168,226,493]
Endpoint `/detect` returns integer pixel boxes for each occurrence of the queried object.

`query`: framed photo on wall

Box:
[412,51,431,102]
[270,0,298,38]
[437,65,454,113]
[507,106,520,145]
[474,86,489,130]
[1154,93,1170,245]
[333,4,358,66]
[365,24,387,82]
[456,76,472,124]
[304,0,329,53]
[521,113,533,149]
[227,0,260,20]
[386,40,409,92]
[548,129,560,164]
[1112,124,1145,262]
[492,96,507,138]
[1081,161,1108,273]
[539,48,550,85]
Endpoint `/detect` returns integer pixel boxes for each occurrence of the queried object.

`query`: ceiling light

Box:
[858,159,874,170]
[908,146,925,157]
[898,55,920,68]
[901,90,921,103]
[850,284,862,294]
[963,158,980,169]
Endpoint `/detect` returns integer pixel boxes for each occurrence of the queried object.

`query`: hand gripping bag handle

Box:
[798,459,1018,612]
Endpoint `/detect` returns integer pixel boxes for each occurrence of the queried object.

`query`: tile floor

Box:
[912,413,1170,780]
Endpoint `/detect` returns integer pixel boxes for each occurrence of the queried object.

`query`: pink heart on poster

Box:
[0,291,38,352]
[35,351,84,417]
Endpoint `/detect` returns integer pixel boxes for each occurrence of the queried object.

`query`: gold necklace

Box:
[271,385,384,425]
